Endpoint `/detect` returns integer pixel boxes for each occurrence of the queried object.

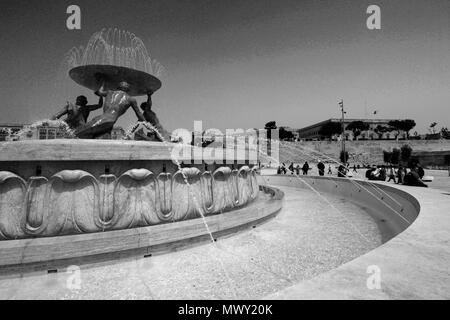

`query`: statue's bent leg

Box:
[75,121,115,139]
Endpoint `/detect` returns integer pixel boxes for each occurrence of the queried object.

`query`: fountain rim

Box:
[0,139,255,162]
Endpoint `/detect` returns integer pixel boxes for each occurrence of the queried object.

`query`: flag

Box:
[338,100,343,107]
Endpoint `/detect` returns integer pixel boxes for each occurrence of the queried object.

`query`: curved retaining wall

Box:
[259,175,420,238]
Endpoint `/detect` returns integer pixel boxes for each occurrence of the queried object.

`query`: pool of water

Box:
[0,186,389,299]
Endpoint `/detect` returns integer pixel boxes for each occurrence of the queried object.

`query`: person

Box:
[277,166,282,175]
[75,81,146,139]
[397,165,405,184]
[366,166,376,180]
[139,90,171,141]
[51,95,103,130]
[353,164,357,173]
[328,165,333,175]
[302,162,310,175]
[378,166,387,181]
[417,164,425,180]
[295,164,301,175]
[387,166,396,183]
[289,162,295,175]
[317,160,325,176]
[338,164,347,178]
[403,168,428,187]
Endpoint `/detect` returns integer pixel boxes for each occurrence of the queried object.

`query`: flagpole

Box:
[339,99,346,165]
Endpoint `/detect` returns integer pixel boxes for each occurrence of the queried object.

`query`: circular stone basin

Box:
[0,178,422,299]
[0,140,283,272]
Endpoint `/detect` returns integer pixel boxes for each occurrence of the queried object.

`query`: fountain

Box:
[0,29,283,272]
[0,28,439,300]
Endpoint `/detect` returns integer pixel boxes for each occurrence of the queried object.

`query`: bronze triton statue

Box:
[66,64,167,140]
[50,95,103,130]
[139,90,171,141]
[74,81,145,139]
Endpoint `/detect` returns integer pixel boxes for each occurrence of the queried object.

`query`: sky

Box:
[0,0,449,134]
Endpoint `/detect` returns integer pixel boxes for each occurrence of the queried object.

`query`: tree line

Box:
[318,119,416,140]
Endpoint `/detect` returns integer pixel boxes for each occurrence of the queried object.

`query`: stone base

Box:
[0,140,260,240]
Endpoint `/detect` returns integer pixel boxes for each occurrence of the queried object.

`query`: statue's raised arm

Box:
[51,102,70,120]
[130,97,146,122]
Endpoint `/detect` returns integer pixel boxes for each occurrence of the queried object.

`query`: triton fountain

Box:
[0,28,438,300]
[0,29,284,272]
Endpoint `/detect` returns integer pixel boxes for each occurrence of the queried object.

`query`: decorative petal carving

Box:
[25,176,48,232]
[112,169,159,229]
[156,172,174,222]
[212,167,235,213]
[237,166,252,206]
[0,165,260,240]
[230,169,240,206]
[0,172,27,240]
[42,170,100,236]
[172,167,202,221]
[201,171,214,214]
[249,167,260,200]
[98,174,116,229]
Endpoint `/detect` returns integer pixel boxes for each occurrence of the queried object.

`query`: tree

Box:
[318,122,342,140]
[445,154,450,166]
[445,155,450,173]
[387,120,416,140]
[279,127,294,141]
[400,120,416,139]
[386,120,402,140]
[429,122,438,134]
[391,148,401,165]
[388,120,401,139]
[383,150,392,164]
[264,121,277,130]
[346,121,370,140]
[383,148,400,165]
[400,144,413,164]
[264,121,277,143]
[441,127,450,139]
[374,125,393,139]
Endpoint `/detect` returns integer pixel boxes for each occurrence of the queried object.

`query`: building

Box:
[0,123,125,141]
[110,127,125,140]
[279,126,300,140]
[297,118,412,141]
[0,123,26,141]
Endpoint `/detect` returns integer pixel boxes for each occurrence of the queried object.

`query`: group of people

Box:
[366,164,427,187]
[275,160,428,188]
[276,160,332,177]
[277,162,311,175]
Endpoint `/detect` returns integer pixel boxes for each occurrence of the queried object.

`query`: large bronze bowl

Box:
[69,64,162,96]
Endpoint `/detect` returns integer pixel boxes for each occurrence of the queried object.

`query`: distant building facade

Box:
[110,127,125,140]
[297,118,412,141]
[0,123,125,141]
[0,124,25,141]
